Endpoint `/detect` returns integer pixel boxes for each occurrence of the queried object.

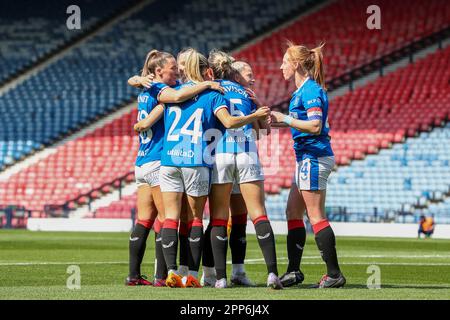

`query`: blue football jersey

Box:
[161,82,229,168]
[135,82,168,166]
[215,80,258,154]
[288,78,333,160]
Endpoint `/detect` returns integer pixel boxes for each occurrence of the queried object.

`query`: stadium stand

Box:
[91,45,450,220]
[95,194,136,219]
[0,111,138,213]
[0,0,316,171]
[265,123,450,223]
[0,0,132,83]
[234,0,450,106]
[425,199,450,224]
[1,0,449,224]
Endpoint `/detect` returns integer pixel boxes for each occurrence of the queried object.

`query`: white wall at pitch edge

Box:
[26,218,450,239]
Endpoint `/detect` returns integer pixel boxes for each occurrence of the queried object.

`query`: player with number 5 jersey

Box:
[205,50,282,290]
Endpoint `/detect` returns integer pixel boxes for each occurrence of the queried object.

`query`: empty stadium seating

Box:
[92,46,450,220]
[235,0,450,107]
[424,199,450,224]
[1,0,449,224]
[1,42,449,215]
[0,111,139,212]
[264,123,450,223]
[95,194,136,219]
[0,0,131,83]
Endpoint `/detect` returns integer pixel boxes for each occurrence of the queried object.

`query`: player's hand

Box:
[245,87,263,107]
[254,106,270,119]
[139,75,154,88]
[267,113,273,125]
[206,81,224,94]
[270,111,286,123]
[133,122,146,133]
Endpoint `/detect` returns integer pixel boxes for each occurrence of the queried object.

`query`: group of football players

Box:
[125,42,346,289]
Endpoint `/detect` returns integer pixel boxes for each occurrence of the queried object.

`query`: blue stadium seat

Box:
[265,123,450,223]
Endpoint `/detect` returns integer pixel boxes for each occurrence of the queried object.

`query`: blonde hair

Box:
[208,49,238,80]
[177,47,194,64]
[231,61,251,73]
[286,41,326,89]
[184,48,209,83]
[141,49,174,77]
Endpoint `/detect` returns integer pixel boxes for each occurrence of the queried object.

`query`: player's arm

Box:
[128,75,154,88]
[133,104,164,132]
[216,107,270,129]
[158,81,224,104]
[271,110,322,135]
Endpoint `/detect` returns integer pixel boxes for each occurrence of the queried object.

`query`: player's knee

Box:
[286,205,302,220]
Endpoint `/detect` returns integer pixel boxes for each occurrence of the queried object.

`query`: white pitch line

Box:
[302,255,450,259]
[1,258,450,267]
[241,258,450,266]
[0,261,127,266]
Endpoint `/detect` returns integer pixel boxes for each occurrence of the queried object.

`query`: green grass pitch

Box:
[0,229,449,300]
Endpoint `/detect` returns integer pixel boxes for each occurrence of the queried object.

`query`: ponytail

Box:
[184,49,209,83]
[311,43,326,89]
[286,41,327,90]
[208,49,237,81]
[141,49,174,77]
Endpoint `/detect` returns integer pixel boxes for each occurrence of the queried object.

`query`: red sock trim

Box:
[191,218,203,228]
[252,215,269,226]
[312,219,330,235]
[179,222,188,236]
[288,219,305,231]
[153,219,164,234]
[232,214,248,225]
[163,218,179,230]
[211,219,228,227]
[137,219,154,229]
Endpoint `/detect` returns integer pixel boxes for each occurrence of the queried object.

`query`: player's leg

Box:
[240,180,282,289]
[209,182,233,288]
[182,166,211,287]
[201,213,216,287]
[280,183,306,287]
[151,185,167,286]
[229,190,255,286]
[299,155,345,288]
[159,166,185,287]
[178,195,189,277]
[127,183,157,285]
